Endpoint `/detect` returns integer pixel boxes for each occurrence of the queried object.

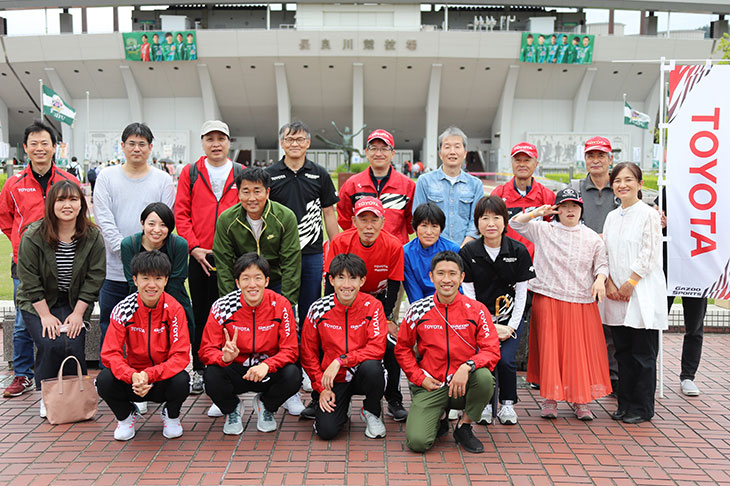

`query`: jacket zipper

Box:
[444,305,450,383]
[147,310,155,365]
[251,308,256,355]
[344,308,349,353]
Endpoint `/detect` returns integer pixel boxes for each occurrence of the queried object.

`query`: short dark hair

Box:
[474,196,509,235]
[527,34,533,39]
[121,122,154,144]
[329,253,367,279]
[279,120,311,140]
[23,121,57,146]
[165,32,172,38]
[142,34,148,40]
[430,251,464,273]
[233,252,270,280]
[236,167,271,190]
[131,250,171,277]
[140,202,175,236]
[412,202,446,232]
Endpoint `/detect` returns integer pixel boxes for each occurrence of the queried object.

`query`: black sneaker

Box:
[386,401,408,422]
[453,423,484,454]
[437,416,450,438]
[300,400,316,420]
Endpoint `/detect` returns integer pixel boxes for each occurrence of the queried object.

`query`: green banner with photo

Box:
[520,33,594,65]
[123,31,198,62]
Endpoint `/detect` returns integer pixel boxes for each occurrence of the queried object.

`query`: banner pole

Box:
[658,56,666,399]
[86,91,90,164]
[39,79,43,116]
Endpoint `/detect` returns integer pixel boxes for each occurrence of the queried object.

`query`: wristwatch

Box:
[465,360,476,373]
[338,354,348,366]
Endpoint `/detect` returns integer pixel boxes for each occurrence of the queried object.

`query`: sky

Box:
[0,5,717,36]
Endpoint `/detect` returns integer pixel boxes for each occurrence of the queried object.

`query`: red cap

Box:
[510,142,538,159]
[584,136,612,154]
[367,129,395,148]
[354,197,385,218]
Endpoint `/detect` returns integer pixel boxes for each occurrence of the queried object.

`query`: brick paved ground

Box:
[1,332,729,486]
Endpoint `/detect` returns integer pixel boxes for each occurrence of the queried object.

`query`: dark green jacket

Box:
[120,232,194,330]
[17,221,106,321]
[213,199,301,305]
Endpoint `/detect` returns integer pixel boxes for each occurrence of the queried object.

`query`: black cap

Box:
[555,187,583,206]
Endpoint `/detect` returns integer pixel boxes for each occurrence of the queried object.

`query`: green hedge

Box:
[0,174,7,192]
[335,162,369,174]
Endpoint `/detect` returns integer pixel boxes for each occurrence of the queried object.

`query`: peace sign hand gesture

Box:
[221,328,240,364]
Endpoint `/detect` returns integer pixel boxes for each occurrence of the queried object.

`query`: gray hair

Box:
[279,120,311,140]
[438,126,468,150]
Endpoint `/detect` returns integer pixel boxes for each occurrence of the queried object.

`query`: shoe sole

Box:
[190,388,204,395]
[3,386,33,398]
[163,430,183,439]
[254,396,277,433]
[223,425,244,435]
[477,418,492,426]
[361,412,386,439]
[682,390,700,397]
[114,429,136,441]
[541,412,557,419]
[576,415,594,421]
[499,417,517,425]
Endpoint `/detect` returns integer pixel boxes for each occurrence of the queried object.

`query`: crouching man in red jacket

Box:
[301,254,387,440]
[395,251,500,454]
[199,253,300,436]
[97,251,191,441]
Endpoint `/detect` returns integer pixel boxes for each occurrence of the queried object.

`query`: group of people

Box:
[0,117,704,454]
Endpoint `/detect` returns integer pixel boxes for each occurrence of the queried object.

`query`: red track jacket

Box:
[395,293,500,387]
[199,289,298,370]
[0,164,78,263]
[174,156,240,252]
[101,292,190,384]
[301,292,386,394]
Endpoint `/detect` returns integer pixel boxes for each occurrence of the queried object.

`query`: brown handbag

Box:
[41,355,99,425]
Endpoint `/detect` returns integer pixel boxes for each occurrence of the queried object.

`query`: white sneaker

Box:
[161,407,183,439]
[497,400,518,425]
[190,371,204,395]
[135,401,148,414]
[253,393,277,433]
[114,410,138,441]
[223,402,244,435]
[283,392,306,416]
[448,409,460,421]
[39,399,47,418]
[681,379,700,396]
[302,370,313,393]
[208,403,224,417]
[479,404,492,425]
[360,408,386,439]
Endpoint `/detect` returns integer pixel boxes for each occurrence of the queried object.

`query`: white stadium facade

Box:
[0,0,728,173]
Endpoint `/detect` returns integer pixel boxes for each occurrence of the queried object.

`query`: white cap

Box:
[200,120,230,138]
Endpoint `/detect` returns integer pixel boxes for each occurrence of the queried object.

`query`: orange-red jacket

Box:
[0,164,78,262]
[395,293,500,387]
[301,292,386,393]
[199,289,298,371]
[174,156,240,252]
[101,292,190,384]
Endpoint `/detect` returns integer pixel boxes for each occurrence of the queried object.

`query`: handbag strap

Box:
[56,355,85,395]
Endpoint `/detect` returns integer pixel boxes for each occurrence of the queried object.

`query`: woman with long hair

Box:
[602,162,667,424]
[17,180,106,419]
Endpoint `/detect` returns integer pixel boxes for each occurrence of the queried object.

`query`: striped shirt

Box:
[56,240,77,292]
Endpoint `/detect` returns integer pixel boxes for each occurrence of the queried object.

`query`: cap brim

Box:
[511,150,536,158]
[584,146,611,153]
[557,197,583,205]
[355,209,384,218]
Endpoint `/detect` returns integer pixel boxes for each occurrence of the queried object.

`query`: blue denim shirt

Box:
[413,168,484,243]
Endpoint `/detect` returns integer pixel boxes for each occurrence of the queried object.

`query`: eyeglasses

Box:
[282,137,308,145]
[367,145,393,153]
[123,141,149,149]
[27,141,52,149]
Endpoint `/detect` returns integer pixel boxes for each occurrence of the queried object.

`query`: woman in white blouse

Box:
[602,162,668,424]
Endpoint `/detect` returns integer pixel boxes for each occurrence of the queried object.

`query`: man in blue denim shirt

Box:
[413,127,484,246]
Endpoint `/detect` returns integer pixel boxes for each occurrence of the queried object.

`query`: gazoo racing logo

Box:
[152,326,167,334]
[449,322,470,331]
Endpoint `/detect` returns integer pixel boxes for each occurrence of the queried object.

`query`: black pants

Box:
[667,296,706,381]
[383,336,403,404]
[96,368,190,420]
[611,326,658,420]
[314,359,385,440]
[23,305,86,390]
[188,256,220,371]
[204,362,302,415]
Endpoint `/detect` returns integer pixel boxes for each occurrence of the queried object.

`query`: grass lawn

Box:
[0,237,13,300]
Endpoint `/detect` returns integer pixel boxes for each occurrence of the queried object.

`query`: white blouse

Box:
[601,200,668,330]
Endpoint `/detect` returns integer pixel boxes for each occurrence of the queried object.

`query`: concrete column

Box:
[491,64,519,173]
[0,16,7,36]
[646,12,658,36]
[642,76,661,170]
[196,64,221,122]
[573,67,597,132]
[640,10,646,35]
[44,67,74,159]
[119,65,144,122]
[60,9,73,33]
[81,8,87,33]
[274,62,291,160]
[423,63,442,171]
[113,7,119,32]
[0,96,9,146]
[352,63,364,152]
[608,9,614,35]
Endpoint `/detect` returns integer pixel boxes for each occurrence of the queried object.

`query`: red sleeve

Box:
[470,303,501,372]
[0,182,14,240]
[389,239,405,282]
[346,300,386,366]
[394,310,427,387]
[198,307,228,367]
[143,302,191,383]
[336,180,354,231]
[174,164,198,251]
[101,315,137,384]
[300,310,325,394]
[262,299,299,372]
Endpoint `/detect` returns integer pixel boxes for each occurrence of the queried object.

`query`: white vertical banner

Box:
[666,64,729,298]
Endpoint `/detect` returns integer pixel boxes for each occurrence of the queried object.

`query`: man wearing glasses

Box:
[265,121,339,417]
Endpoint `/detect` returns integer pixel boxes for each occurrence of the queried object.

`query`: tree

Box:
[716,33,730,62]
